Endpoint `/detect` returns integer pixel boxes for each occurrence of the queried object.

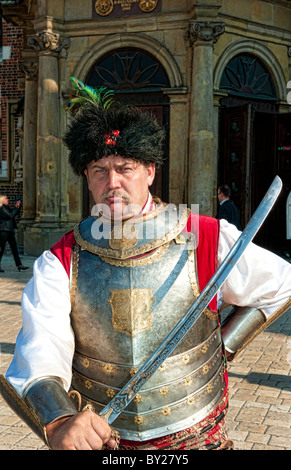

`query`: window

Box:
[86,48,170,91]
[220,53,276,101]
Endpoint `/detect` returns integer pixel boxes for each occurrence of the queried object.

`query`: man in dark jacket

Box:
[216,185,242,230]
[0,195,28,272]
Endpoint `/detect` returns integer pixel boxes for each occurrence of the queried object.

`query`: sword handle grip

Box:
[99,407,114,423]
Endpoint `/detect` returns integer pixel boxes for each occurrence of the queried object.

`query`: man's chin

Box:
[106,202,134,221]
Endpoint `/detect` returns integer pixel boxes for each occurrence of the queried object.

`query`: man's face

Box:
[84,154,155,219]
[217,189,224,203]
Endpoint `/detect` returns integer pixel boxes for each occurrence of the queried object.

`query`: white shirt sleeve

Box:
[218,219,291,318]
[5,250,74,398]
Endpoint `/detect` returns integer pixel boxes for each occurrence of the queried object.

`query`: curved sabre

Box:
[100,176,283,425]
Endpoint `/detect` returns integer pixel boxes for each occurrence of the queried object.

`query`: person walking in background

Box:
[0,195,28,273]
[216,184,242,230]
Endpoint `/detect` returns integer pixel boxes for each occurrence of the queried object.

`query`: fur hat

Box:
[63,78,165,176]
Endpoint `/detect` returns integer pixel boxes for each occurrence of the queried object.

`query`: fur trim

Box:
[63,103,165,175]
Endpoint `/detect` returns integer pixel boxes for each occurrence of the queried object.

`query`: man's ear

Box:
[84,169,91,191]
[147,163,156,187]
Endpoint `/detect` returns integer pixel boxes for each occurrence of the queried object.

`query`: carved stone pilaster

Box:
[189,20,225,45]
[187,20,224,215]
[27,32,71,55]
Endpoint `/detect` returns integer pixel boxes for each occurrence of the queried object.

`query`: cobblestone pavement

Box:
[0,254,290,450]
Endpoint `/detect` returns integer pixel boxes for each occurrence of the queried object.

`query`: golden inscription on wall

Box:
[93,0,160,17]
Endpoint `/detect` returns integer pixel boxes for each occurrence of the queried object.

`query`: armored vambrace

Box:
[221,300,291,361]
[0,376,78,447]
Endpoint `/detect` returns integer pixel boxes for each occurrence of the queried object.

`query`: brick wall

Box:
[0,18,24,208]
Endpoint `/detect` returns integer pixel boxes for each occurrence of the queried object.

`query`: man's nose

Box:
[108,170,121,188]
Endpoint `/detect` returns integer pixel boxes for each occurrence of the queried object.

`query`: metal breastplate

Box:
[70,204,225,441]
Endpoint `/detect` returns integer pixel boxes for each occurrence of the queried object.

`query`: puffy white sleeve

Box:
[218,219,291,318]
[5,250,74,398]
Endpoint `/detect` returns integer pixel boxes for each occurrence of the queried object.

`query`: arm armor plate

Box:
[24,377,78,427]
[0,375,77,447]
[221,298,291,361]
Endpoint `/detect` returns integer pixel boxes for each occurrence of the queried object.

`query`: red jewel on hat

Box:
[105,130,120,146]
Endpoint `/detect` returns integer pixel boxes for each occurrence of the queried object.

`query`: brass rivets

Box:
[134,415,144,425]
[162,406,171,416]
[160,386,169,396]
[106,388,116,398]
[82,358,90,368]
[203,365,210,375]
[130,367,138,377]
[133,393,142,403]
[85,380,92,390]
[183,354,190,364]
[185,377,192,386]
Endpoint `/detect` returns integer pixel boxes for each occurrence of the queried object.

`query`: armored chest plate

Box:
[70,204,225,440]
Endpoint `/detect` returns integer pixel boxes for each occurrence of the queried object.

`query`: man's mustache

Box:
[101,191,130,204]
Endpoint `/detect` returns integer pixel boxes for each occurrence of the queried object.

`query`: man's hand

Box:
[45,410,117,450]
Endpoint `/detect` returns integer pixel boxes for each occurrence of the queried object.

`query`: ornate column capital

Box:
[27,31,71,55]
[189,20,225,46]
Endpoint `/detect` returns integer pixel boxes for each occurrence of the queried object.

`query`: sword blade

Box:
[100,176,282,425]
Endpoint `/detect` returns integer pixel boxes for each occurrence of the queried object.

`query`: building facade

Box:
[0,0,290,256]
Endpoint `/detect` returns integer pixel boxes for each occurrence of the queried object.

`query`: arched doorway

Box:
[218,52,291,256]
[82,47,170,217]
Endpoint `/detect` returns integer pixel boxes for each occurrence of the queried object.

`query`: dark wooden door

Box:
[252,112,291,253]
[219,105,291,255]
[218,104,254,229]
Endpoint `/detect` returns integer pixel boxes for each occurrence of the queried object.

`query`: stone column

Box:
[28,30,70,223]
[188,20,224,215]
[23,24,70,255]
[163,88,188,205]
[19,61,38,223]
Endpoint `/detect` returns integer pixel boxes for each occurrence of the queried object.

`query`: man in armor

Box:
[1,79,290,450]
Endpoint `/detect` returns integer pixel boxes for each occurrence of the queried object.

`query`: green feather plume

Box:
[64,77,115,114]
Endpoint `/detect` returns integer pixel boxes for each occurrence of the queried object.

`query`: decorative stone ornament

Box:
[27,32,71,54]
[189,21,225,45]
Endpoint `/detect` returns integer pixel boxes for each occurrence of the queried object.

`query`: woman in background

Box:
[0,195,28,273]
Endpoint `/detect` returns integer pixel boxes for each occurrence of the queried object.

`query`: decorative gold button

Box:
[187,396,195,405]
[134,415,144,425]
[203,365,210,375]
[201,345,208,354]
[133,393,142,403]
[183,354,190,365]
[185,377,192,386]
[160,386,169,396]
[162,406,171,416]
[105,364,113,373]
[85,380,92,390]
[106,388,116,398]
[82,358,90,368]
[130,367,138,377]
